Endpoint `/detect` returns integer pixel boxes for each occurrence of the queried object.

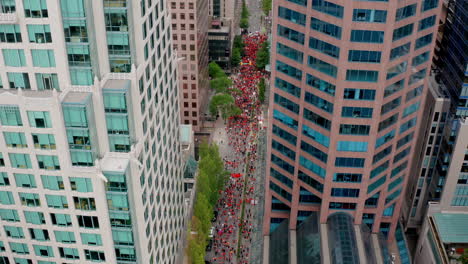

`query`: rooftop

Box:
[433,213,468,244]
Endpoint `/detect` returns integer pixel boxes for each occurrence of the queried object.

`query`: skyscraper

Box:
[170,0,210,131]
[0,0,184,263]
[264,0,442,240]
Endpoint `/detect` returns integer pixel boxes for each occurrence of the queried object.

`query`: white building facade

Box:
[0,0,185,263]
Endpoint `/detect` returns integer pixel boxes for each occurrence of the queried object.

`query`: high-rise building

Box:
[433,0,467,118]
[263,0,443,240]
[170,0,209,131]
[412,117,468,263]
[0,0,185,263]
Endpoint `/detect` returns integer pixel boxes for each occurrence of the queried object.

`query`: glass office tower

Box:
[0,0,184,263]
[264,0,442,239]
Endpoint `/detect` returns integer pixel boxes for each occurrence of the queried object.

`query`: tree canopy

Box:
[258,77,266,103]
[256,41,270,69]
[209,62,226,79]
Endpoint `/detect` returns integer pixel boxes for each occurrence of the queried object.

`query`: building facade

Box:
[170,0,209,131]
[263,0,442,240]
[0,0,184,263]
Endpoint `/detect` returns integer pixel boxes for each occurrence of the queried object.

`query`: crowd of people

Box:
[209,32,267,263]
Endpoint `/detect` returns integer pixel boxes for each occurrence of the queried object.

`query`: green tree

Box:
[233,35,245,56]
[209,93,235,117]
[262,0,272,15]
[241,0,249,18]
[231,48,241,67]
[240,18,249,29]
[210,76,232,93]
[460,250,468,264]
[256,41,270,69]
[208,62,225,79]
[258,78,266,103]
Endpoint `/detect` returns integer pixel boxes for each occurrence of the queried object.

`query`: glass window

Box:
[63,20,88,43]
[381,97,402,115]
[85,249,106,262]
[31,49,56,67]
[385,79,405,97]
[60,0,85,17]
[412,51,430,66]
[335,157,365,168]
[2,49,26,67]
[378,113,399,132]
[35,73,59,91]
[392,24,414,41]
[400,117,417,133]
[350,30,384,43]
[344,88,375,100]
[24,211,45,224]
[103,92,127,113]
[352,9,387,23]
[306,73,335,96]
[70,177,93,192]
[339,124,370,135]
[7,72,30,89]
[0,209,20,222]
[333,173,362,183]
[300,140,328,163]
[419,15,436,31]
[58,247,80,259]
[32,133,56,149]
[273,109,298,130]
[299,156,326,178]
[303,108,331,130]
[81,233,103,246]
[278,6,306,26]
[415,33,433,49]
[387,61,408,79]
[0,191,14,204]
[311,17,342,39]
[329,202,356,210]
[312,0,344,18]
[50,213,72,226]
[346,70,379,82]
[3,132,27,148]
[271,154,295,174]
[70,68,93,85]
[269,181,292,201]
[277,24,305,44]
[37,155,60,170]
[342,106,373,118]
[371,160,389,178]
[9,242,29,254]
[402,102,420,118]
[24,0,48,18]
[367,175,386,194]
[298,170,323,192]
[275,77,301,98]
[337,141,368,152]
[348,50,381,63]
[286,0,306,6]
[308,55,337,77]
[408,68,427,85]
[421,0,438,11]
[272,140,296,160]
[0,173,8,187]
[45,195,68,209]
[4,225,24,238]
[107,193,129,211]
[9,153,32,168]
[395,4,417,21]
[305,92,333,113]
[274,93,300,114]
[30,228,50,241]
[373,145,393,164]
[276,60,302,80]
[376,130,395,148]
[0,105,22,126]
[41,175,64,190]
[390,42,411,61]
[0,0,16,12]
[331,188,360,197]
[27,111,52,128]
[19,192,40,206]
[309,37,340,58]
[302,124,329,147]
[54,231,75,244]
[73,197,96,211]
[277,42,303,62]
[406,85,424,101]
[27,24,52,43]
[14,173,36,188]
[0,24,22,43]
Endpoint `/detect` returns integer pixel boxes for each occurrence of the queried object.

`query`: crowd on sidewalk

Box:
[209,32,267,264]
